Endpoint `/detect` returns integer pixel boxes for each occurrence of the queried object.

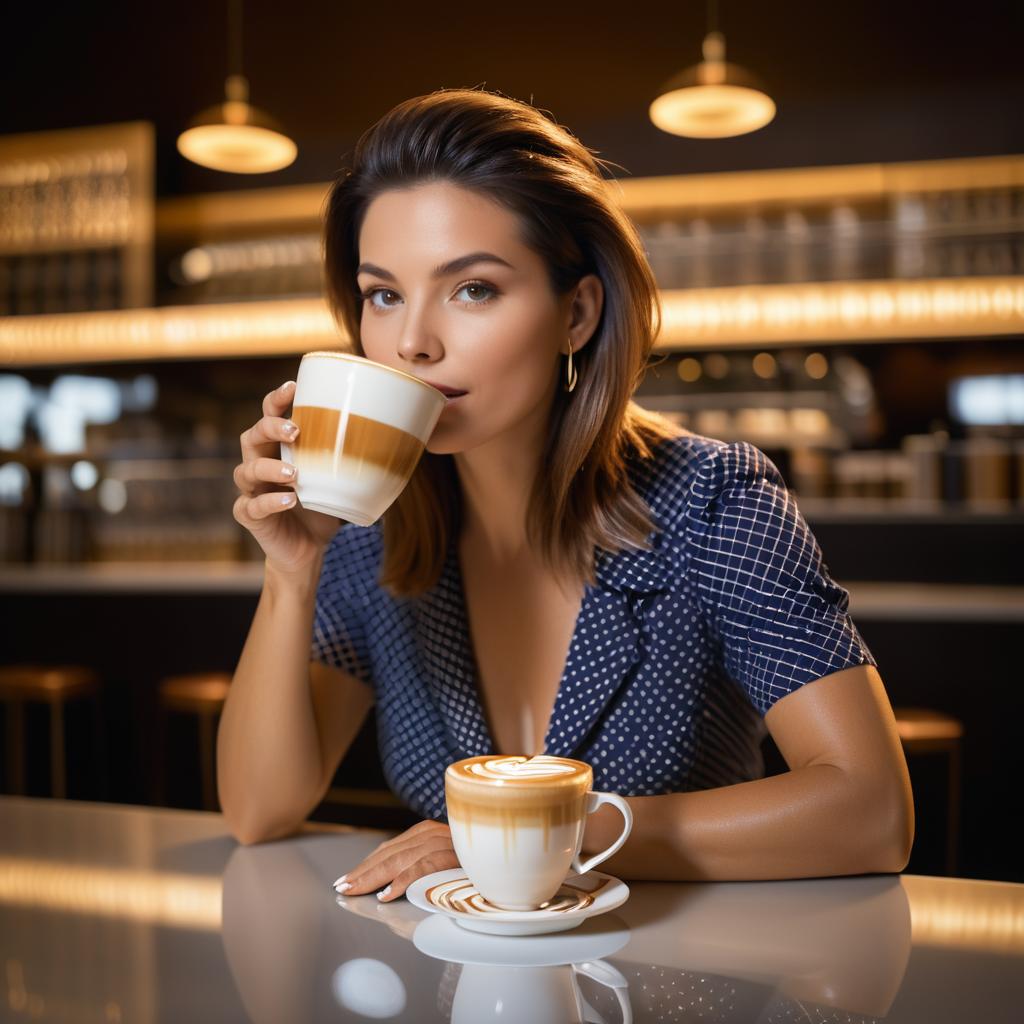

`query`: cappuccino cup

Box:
[445,755,633,912]
[280,351,447,525]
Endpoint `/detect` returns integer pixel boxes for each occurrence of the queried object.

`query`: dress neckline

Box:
[446,539,590,758]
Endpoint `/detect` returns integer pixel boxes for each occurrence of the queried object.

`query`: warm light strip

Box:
[656,277,1024,348]
[0,856,221,930]
[0,297,347,365]
[2,277,1022,365]
[612,154,1024,215]
[903,876,1024,955]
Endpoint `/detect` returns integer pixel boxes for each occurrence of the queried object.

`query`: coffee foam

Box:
[445,755,591,832]
[452,755,589,785]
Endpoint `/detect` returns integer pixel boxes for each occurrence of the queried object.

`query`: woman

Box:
[219,87,914,901]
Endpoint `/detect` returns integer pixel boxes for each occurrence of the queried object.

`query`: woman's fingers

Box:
[333,824,457,901]
[232,489,297,524]
[232,456,298,494]
[238,380,300,462]
[239,414,300,461]
[376,847,461,902]
[262,379,296,419]
[337,828,451,891]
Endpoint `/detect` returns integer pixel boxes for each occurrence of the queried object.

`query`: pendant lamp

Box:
[177,0,297,173]
[649,0,776,140]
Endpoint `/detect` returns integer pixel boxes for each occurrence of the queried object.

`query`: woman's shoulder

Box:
[630,430,785,526]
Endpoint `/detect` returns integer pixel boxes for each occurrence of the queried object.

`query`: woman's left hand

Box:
[332,819,459,902]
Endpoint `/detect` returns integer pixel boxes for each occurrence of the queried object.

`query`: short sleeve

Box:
[682,440,876,715]
[310,528,375,687]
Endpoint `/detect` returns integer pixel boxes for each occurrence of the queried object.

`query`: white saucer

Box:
[413,910,631,964]
[405,868,629,936]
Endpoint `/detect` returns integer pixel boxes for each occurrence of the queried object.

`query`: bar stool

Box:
[0,664,105,799]
[893,707,963,876]
[156,671,231,812]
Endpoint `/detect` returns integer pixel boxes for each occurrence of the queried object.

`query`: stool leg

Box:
[946,741,962,877]
[6,700,26,795]
[154,709,167,807]
[92,693,109,801]
[50,699,66,799]
[198,711,217,812]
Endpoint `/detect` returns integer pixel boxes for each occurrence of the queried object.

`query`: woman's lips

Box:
[422,381,467,398]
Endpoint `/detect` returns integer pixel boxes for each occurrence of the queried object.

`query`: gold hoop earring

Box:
[565,337,578,393]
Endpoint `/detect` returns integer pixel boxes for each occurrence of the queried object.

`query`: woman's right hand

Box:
[232,380,342,577]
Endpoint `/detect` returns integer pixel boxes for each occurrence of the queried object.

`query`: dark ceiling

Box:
[4,0,1023,197]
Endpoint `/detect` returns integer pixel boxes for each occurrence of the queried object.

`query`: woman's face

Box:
[355,180,598,455]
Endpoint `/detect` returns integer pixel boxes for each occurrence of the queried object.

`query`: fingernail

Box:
[376,885,392,901]
[333,874,348,887]
[279,380,295,392]
[281,493,295,506]
[282,422,298,437]
[281,464,295,478]
[334,881,352,894]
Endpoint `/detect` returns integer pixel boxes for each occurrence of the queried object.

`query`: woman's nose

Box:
[396,322,444,363]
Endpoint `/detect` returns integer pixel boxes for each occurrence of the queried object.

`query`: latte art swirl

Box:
[466,755,581,781]
[447,754,591,793]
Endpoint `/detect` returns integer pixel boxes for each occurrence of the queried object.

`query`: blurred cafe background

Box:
[1,0,1022,885]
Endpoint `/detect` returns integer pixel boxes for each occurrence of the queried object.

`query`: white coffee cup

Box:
[445,754,633,912]
[280,351,447,525]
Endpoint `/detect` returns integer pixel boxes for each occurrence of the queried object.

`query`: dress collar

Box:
[593,516,675,595]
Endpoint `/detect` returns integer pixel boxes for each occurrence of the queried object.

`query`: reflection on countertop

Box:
[1,797,1022,1022]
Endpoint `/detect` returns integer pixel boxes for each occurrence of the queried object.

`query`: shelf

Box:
[1,562,1022,620]
[798,498,1024,525]
[151,154,1024,232]
[842,583,1024,622]
[0,561,264,594]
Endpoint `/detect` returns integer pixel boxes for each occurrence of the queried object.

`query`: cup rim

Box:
[300,350,447,399]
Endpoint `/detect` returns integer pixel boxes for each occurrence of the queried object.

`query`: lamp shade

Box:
[649,31,776,139]
[177,75,297,174]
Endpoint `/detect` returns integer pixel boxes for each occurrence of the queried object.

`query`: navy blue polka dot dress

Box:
[311,432,876,822]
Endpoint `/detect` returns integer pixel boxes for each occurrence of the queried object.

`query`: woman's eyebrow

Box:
[356,251,515,281]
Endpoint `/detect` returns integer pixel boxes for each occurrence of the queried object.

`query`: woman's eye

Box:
[361,281,498,311]
[454,281,497,304]
[362,287,400,309]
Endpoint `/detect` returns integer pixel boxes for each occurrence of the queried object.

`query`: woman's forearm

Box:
[217,557,326,844]
[581,764,911,881]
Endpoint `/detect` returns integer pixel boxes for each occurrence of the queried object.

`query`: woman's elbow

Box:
[863,773,916,873]
[222,807,303,846]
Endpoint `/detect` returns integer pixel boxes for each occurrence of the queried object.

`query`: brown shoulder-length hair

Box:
[322,87,681,599]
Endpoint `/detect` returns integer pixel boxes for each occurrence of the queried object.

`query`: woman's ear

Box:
[568,274,604,353]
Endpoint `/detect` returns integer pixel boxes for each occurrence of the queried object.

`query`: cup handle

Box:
[573,960,633,1024]
[571,791,633,876]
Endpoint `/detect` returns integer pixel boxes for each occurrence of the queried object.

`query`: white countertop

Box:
[2,795,1022,1023]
